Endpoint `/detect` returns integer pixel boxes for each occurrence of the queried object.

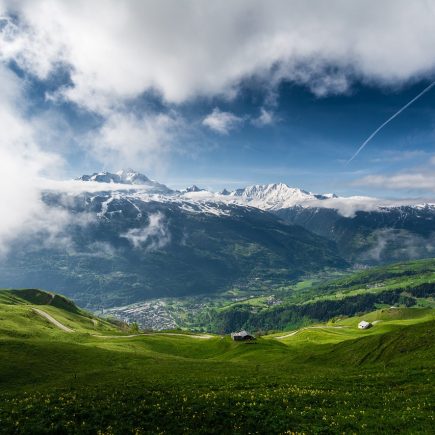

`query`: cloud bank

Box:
[356,172,435,193]
[3,0,435,109]
[0,65,66,254]
[2,0,434,178]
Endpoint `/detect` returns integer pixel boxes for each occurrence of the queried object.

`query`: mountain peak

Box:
[77,169,150,185]
[225,183,338,210]
[116,169,151,184]
[184,185,205,193]
[76,169,173,193]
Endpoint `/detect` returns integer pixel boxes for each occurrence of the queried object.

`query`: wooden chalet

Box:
[231,330,255,341]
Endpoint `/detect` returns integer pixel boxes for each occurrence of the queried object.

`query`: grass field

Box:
[0,289,434,433]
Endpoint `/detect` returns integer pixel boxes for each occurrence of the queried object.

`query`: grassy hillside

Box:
[0,289,126,338]
[0,289,433,433]
[199,259,435,333]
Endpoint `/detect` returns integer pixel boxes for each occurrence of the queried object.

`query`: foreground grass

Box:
[0,291,433,434]
[2,368,433,434]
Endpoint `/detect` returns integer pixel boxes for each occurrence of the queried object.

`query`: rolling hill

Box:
[0,288,433,433]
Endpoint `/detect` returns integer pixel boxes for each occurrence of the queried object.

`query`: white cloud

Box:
[360,228,435,262]
[202,108,244,134]
[310,196,382,218]
[371,150,431,163]
[252,108,275,127]
[121,212,170,251]
[0,65,67,255]
[355,172,435,192]
[2,0,435,110]
[88,111,182,171]
[203,106,275,133]
[2,0,435,176]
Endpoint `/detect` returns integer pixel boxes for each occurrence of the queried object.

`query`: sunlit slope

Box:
[1,289,433,362]
[253,307,433,368]
[0,289,121,337]
[304,258,435,304]
[267,307,434,343]
[210,258,435,333]
[0,289,433,379]
[0,290,433,433]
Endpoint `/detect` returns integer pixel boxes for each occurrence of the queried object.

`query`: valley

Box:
[103,259,435,333]
[1,170,434,312]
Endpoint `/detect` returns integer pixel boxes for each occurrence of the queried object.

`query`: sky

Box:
[0,0,435,204]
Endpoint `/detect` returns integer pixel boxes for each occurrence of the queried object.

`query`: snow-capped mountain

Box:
[70,168,435,261]
[226,183,338,210]
[77,169,173,194]
[116,169,151,185]
[182,185,205,193]
[74,170,435,216]
[1,169,434,309]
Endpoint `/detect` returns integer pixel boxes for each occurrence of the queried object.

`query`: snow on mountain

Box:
[73,170,435,217]
[77,172,120,183]
[116,169,150,184]
[74,170,359,212]
[227,183,331,210]
[175,183,341,211]
[77,169,173,194]
[181,185,205,193]
[221,183,434,216]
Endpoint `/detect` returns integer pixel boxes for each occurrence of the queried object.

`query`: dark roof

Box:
[231,330,252,338]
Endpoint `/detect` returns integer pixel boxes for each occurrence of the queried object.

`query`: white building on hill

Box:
[358,320,372,329]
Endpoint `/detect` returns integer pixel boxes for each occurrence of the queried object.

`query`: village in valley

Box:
[101,292,284,331]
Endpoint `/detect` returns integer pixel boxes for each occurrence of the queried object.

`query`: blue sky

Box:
[165,80,435,195]
[1,0,435,199]
[24,71,435,197]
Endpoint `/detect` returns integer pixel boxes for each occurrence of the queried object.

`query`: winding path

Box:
[31,307,213,339]
[274,325,348,339]
[91,332,213,339]
[32,308,74,333]
[156,332,213,339]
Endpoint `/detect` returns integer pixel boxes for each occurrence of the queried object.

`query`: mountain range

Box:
[0,169,434,308]
[77,170,435,264]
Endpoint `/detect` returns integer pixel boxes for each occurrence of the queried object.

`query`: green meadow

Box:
[0,288,433,434]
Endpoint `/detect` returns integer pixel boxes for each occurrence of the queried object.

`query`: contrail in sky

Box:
[346,81,435,165]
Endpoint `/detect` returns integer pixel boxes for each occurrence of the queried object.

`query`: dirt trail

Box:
[32,308,74,333]
[91,334,143,338]
[31,308,213,339]
[274,325,348,339]
[156,332,213,339]
[91,332,214,339]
